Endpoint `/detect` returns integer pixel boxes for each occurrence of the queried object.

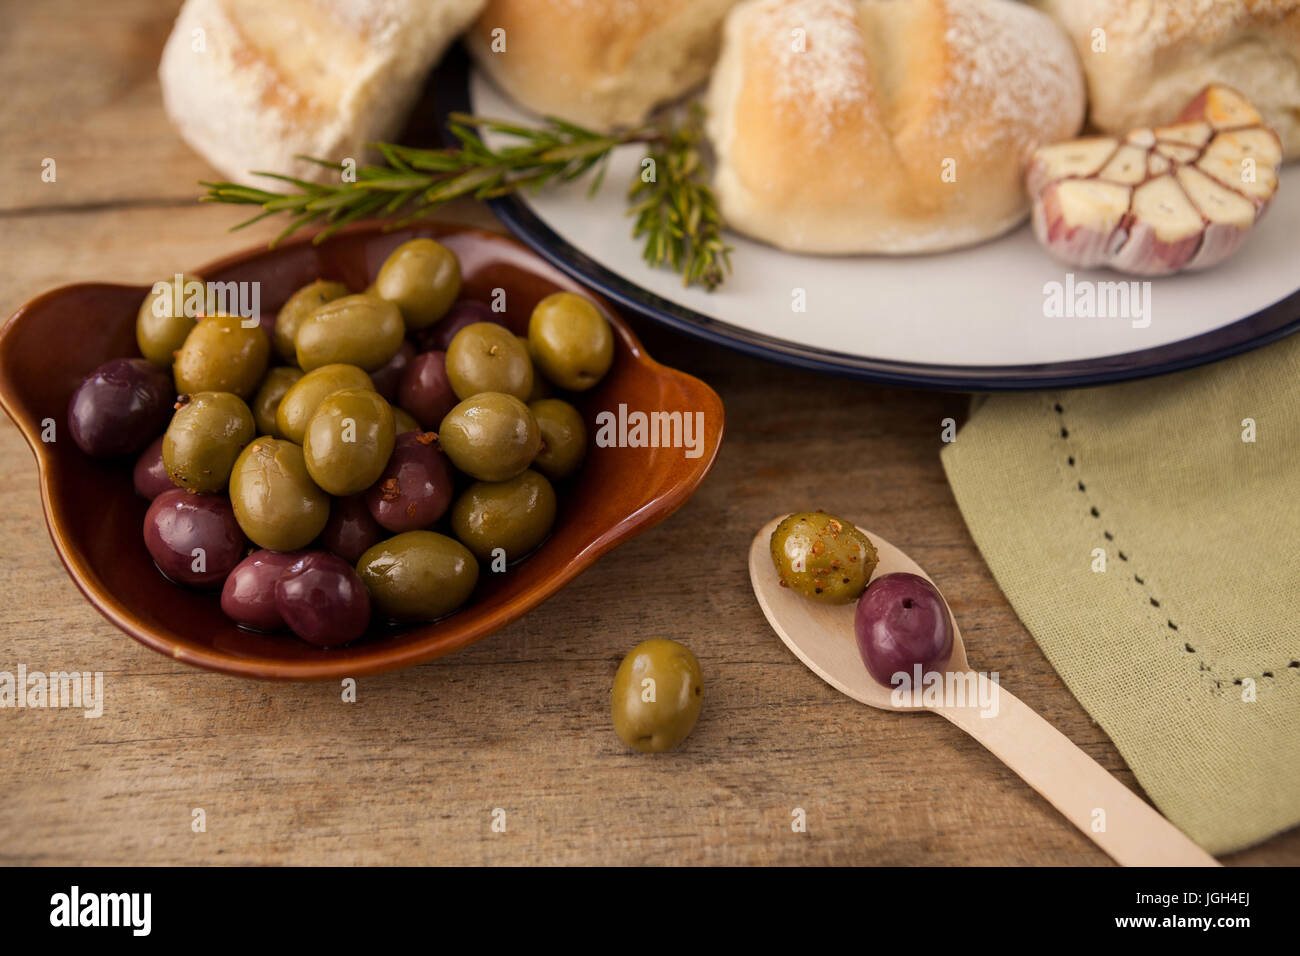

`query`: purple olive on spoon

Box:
[749,514,1217,867]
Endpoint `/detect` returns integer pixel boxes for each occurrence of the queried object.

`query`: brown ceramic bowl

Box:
[0,223,724,680]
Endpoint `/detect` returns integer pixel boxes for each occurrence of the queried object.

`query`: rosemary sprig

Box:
[199,109,733,290]
[628,105,731,292]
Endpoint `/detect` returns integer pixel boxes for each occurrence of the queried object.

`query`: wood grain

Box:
[0,0,1295,866]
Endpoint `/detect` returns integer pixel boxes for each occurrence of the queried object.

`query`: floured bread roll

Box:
[1033,0,1300,161]
[160,0,486,186]
[465,0,742,131]
[706,0,1086,254]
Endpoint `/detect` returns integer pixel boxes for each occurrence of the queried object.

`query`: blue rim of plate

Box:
[432,47,1300,392]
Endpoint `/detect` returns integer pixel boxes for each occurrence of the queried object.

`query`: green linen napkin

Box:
[941,335,1300,855]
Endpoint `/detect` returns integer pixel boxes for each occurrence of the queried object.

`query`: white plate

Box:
[442,57,1300,389]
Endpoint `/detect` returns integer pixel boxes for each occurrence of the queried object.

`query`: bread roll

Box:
[160,0,486,186]
[1034,0,1300,161]
[466,0,742,131]
[705,0,1086,255]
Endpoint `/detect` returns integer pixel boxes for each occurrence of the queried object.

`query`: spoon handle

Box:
[934,673,1219,866]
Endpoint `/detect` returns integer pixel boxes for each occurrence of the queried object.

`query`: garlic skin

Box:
[1026,85,1282,277]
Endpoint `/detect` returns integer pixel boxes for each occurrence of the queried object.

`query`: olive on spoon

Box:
[749,515,1218,867]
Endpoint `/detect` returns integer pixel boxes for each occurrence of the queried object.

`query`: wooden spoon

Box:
[749,516,1219,867]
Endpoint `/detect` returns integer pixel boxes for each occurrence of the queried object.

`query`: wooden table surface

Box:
[1,0,1295,866]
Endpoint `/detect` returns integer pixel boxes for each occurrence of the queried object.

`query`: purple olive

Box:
[316,494,385,564]
[275,551,371,647]
[132,435,172,500]
[397,351,457,430]
[415,299,526,352]
[364,431,454,533]
[369,340,416,402]
[220,549,301,631]
[68,358,173,457]
[855,572,954,687]
[144,488,245,588]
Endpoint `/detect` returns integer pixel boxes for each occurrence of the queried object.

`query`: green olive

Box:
[356,531,479,622]
[302,387,396,495]
[393,406,420,436]
[136,273,202,367]
[769,512,878,604]
[527,292,614,391]
[438,392,541,482]
[251,366,303,438]
[372,238,461,330]
[275,363,375,445]
[229,437,330,550]
[161,391,255,493]
[611,639,703,753]
[273,279,349,364]
[520,336,553,401]
[529,398,586,480]
[294,294,405,373]
[173,313,270,399]
[450,470,556,563]
[445,322,534,401]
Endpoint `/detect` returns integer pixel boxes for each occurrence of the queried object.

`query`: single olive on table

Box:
[68,239,620,651]
[611,639,703,753]
[769,511,878,604]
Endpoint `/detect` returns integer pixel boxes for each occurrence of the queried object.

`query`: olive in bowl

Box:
[228,437,330,551]
[68,358,174,458]
[445,322,534,401]
[528,292,614,391]
[273,279,349,364]
[356,531,479,623]
[144,488,245,589]
[438,392,541,482]
[450,469,557,563]
[294,294,405,373]
[173,314,270,399]
[161,391,255,494]
[136,273,201,368]
[372,238,461,330]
